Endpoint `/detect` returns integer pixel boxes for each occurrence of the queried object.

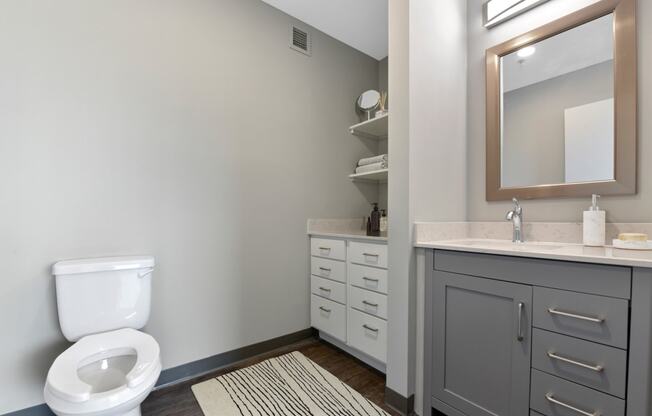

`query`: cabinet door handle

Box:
[319,306,331,313]
[362,300,379,307]
[547,351,604,372]
[548,308,604,323]
[545,393,597,416]
[319,287,331,293]
[517,302,525,342]
[363,277,379,282]
[319,267,331,272]
[363,324,379,333]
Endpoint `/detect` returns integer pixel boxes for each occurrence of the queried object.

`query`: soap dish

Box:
[612,239,652,251]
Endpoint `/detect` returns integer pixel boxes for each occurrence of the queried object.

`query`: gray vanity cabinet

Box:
[431,271,532,416]
[424,249,652,416]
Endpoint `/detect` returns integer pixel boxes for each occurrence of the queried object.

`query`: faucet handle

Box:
[512,197,521,213]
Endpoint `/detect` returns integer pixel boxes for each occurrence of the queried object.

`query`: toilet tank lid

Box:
[52,256,155,276]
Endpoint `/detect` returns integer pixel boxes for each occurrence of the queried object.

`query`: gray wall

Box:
[387,0,467,400]
[0,0,381,413]
[502,61,614,187]
[467,0,652,222]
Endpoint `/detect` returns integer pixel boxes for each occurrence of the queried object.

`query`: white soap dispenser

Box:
[583,194,606,246]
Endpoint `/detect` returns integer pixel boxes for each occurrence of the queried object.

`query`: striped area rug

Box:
[191,351,390,416]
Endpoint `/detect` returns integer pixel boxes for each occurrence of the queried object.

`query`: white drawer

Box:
[311,238,346,261]
[349,285,388,320]
[311,257,346,283]
[349,264,388,294]
[347,308,387,363]
[348,241,387,268]
[311,295,346,342]
[311,275,346,305]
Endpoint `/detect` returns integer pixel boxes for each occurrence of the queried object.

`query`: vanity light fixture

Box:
[516,46,536,58]
[484,0,551,28]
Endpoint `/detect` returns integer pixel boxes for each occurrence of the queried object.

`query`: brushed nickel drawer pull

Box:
[319,246,331,251]
[319,306,331,313]
[548,308,604,323]
[362,300,379,307]
[545,393,598,416]
[363,252,379,257]
[319,267,332,272]
[319,287,332,293]
[362,277,379,282]
[547,351,604,372]
[363,324,379,333]
[517,302,524,341]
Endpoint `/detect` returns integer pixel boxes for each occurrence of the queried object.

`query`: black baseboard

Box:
[385,386,415,416]
[3,328,315,416]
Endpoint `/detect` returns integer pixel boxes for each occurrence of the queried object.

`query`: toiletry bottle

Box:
[369,203,381,236]
[380,209,388,234]
[583,194,606,246]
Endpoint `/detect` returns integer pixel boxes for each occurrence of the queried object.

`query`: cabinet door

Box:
[432,271,532,416]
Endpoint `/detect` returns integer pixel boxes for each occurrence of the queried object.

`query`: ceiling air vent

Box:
[290,25,312,56]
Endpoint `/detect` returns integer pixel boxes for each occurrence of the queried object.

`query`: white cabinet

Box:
[309,236,388,366]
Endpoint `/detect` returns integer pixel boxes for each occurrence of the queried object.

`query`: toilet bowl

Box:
[45,328,161,416]
[44,328,161,416]
[45,256,160,416]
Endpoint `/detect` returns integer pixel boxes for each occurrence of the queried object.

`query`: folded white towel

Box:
[357,154,388,167]
[355,161,387,174]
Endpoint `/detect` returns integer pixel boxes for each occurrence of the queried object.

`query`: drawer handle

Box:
[547,308,604,323]
[363,324,379,333]
[319,267,332,272]
[319,287,332,293]
[363,277,379,283]
[319,246,332,251]
[545,393,598,416]
[363,252,379,257]
[319,306,331,313]
[517,302,524,342]
[362,300,379,308]
[547,351,604,372]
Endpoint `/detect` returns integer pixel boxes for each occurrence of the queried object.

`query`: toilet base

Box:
[120,406,141,416]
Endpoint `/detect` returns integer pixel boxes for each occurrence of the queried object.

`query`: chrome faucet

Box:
[506,197,524,243]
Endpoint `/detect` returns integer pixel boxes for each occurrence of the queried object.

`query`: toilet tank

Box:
[52,256,155,341]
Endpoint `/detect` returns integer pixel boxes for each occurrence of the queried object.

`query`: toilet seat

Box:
[45,328,160,405]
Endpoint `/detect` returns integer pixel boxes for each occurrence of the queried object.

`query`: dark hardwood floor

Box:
[142,337,401,416]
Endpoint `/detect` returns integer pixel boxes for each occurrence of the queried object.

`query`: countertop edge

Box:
[309,231,388,242]
[415,241,652,268]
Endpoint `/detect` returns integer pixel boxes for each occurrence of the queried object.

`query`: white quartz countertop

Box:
[415,238,652,268]
[308,231,388,242]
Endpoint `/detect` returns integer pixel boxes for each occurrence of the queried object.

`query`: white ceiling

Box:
[503,14,614,92]
[259,0,388,60]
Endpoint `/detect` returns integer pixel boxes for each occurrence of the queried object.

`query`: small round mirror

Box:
[356,90,381,120]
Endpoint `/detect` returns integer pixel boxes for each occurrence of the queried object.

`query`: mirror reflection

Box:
[500,14,615,188]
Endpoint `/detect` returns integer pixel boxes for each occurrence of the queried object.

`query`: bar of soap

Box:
[618,233,648,241]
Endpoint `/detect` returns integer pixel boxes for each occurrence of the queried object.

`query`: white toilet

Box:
[44,256,161,416]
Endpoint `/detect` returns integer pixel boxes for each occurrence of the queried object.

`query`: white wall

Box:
[467,0,652,221]
[387,0,467,403]
[0,0,381,413]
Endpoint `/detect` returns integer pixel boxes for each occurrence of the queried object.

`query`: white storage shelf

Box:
[349,114,388,139]
[348,169,388,183]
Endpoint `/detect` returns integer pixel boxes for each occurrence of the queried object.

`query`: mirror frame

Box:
[485,0,637,201]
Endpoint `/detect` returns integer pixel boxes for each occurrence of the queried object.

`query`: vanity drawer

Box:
[349,286,388,320]
[347,308,387,363]
[311,276,346,305]
[530,369,625,416]
[311,257,346,283]
[533,287,629,349]
[311,295,346,342]
[348,241,388,269]
[532,329,627,398]
[349,264,388,294]
[311,238,346,261]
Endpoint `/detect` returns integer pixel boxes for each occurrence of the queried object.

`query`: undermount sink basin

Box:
[448,239,566,251]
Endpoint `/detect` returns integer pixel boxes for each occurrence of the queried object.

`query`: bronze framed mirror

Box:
[486,0,637,201]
